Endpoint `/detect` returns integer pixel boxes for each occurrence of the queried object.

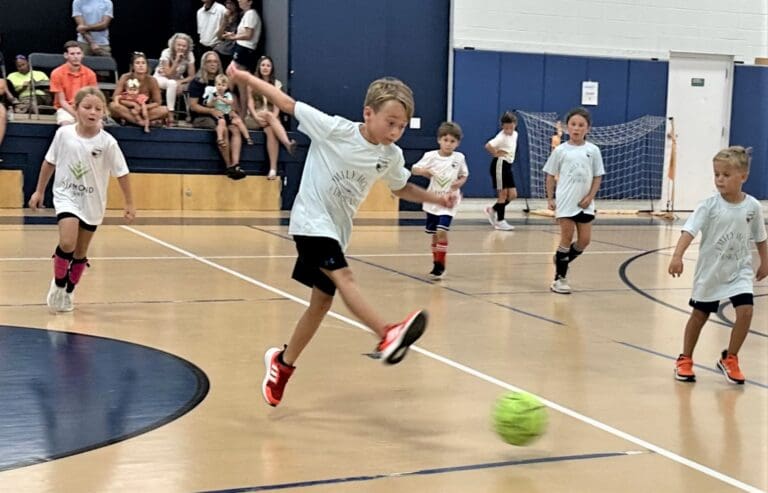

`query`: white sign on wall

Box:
[581,81,599,105]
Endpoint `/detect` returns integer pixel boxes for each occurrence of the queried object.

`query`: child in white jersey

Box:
[29,87,135,313]
[227,64,457,407]
[669,146,767,385]
[411,121,468,279]
[484,111,518,231]
[544,107,605,294]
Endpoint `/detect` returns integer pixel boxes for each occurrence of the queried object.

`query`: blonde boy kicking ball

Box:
[227,63,457,407]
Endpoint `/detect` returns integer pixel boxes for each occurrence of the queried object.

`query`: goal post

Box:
[517,111,668,216]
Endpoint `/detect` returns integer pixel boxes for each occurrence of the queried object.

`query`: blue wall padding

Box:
[453,49,671,198]
[731,65,768,199]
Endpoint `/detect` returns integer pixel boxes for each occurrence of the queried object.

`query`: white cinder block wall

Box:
[453,0,768,62]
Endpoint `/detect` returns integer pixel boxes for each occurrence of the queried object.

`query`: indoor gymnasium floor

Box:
[0,208,766,493]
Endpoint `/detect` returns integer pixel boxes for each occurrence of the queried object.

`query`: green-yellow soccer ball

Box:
[492,391,548,446]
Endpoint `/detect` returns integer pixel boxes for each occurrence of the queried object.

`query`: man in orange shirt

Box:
[50,41,98,125]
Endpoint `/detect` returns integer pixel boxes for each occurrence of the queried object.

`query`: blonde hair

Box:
[126,78,140,90]
[74,87,107,108]
[363,77,415,120]
[713,146,751,172]
[215,74,229,85]
[168,32,194,55]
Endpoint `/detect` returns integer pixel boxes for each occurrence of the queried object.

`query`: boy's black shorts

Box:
[292,235,348,296]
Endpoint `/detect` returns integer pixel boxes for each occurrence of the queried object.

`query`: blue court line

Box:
[615,340,768,389]
[198,451,639,493]
[618,247,767,339]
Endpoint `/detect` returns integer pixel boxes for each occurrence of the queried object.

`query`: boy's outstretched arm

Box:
[393,183,456,208]
[668,231,694,277]
[227,63,295,115]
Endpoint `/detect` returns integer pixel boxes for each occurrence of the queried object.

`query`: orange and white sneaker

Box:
[375,310,428,365]
[262,346,295,406]
[716,350,745,385]
[674,354,695,382]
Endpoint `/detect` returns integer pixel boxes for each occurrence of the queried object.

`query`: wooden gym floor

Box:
[0,209,765,493]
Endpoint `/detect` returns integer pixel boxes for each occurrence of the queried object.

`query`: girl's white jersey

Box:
[411,150,468,217]
[543,141,605,217]
[45,125,129,225]
[683,193,767,302]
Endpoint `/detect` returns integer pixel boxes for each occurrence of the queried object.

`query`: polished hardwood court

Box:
[0,209,765,493]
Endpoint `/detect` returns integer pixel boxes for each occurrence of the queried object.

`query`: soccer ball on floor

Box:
[492,391,548,446]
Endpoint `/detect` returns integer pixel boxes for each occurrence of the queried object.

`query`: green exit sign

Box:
[691,78,705,87]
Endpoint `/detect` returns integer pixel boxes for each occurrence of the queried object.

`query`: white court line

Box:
[0,250,643,262]
[121,225,762,493]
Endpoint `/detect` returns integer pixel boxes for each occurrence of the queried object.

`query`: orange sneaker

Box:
[674,354,695,382]
[375,310,428,365]
[716,350,745,385]
[262,346,295,406]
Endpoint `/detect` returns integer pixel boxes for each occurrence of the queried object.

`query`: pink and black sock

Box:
[53,246,74,288]
[66,257,88,293]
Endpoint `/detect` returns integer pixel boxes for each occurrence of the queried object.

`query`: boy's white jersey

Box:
[543,141,605,217]
[411,150,468,217]
[683,193,767,302]
[290,101,410,251]
[486,130,517,162]
[45,125,129,225]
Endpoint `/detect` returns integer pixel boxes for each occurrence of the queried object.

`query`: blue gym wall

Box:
[731,65,768,199]
[286,0,450,210]
[452,49,670,198]
[453,49,768,199]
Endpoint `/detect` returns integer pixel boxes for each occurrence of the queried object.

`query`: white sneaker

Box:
[550,277,572,294]
[484,206,497,227]
[46,280,65,313]
[494,220,515,231]
[59,291,74,312]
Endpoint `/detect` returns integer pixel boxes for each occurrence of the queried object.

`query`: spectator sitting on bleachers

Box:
[50,41,98,126]
[188,51,245,180]
[153,33,196,126]
[110,52,169,129]
[246,55,295,180]
[6,55,52,114]
[72,0,114,56]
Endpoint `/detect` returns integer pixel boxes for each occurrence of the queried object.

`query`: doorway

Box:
[665,52,733,210]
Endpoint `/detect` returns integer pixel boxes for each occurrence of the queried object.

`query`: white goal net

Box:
[517,111,667,205]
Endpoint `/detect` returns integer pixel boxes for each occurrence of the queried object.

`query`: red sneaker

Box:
[376,310,428,365]
[262,346,295,406]
[717,350,745,385]
[674,354,695,382]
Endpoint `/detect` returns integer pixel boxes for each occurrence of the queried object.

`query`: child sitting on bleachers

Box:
[118,78,150,133]
[203,74,252,147]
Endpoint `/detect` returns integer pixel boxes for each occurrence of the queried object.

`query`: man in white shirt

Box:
[196,0,228,61]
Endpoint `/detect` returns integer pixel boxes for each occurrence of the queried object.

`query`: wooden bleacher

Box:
[0,120,402,213]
